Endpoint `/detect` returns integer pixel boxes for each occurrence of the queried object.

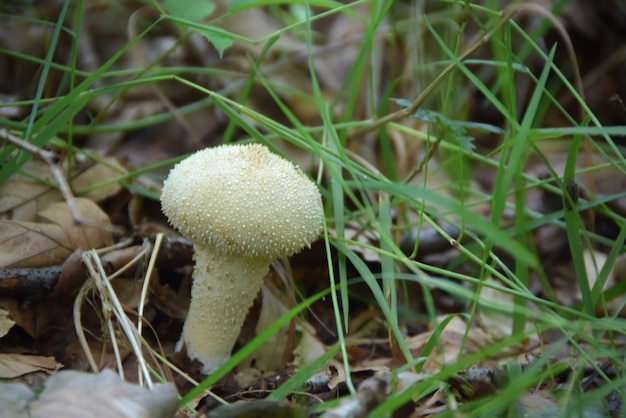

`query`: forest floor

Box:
[1,1,626,417]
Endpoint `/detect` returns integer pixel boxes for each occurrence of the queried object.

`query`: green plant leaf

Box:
[164,0,215,23]
[391,99,504,152]
[193,26,234,57]
[164,0,234,57]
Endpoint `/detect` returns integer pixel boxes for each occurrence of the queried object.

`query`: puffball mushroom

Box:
[160,143,324,374]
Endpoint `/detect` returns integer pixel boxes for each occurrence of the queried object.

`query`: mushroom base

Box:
[181,247,269,375]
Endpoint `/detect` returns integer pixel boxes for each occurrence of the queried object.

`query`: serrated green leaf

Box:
[194,26,234,57]
[163,1,233,58]
[390,99,488,152]
[455,135,476,151]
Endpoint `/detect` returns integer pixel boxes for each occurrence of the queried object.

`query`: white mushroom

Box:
[160,143,324,374]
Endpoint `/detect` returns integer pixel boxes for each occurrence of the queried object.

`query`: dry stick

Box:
[0,129,81,224]
[0,265,63,301]
[137,233,163,388]
[348,9,519,142]
[73,278,100,372]
[82,249,154,389]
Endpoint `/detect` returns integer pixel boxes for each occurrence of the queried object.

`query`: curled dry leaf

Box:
[0,198,113,269]
[0,308,15,338]
[0,353,62,379]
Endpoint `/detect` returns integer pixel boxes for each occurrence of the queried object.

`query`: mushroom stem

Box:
[182,244,269,375]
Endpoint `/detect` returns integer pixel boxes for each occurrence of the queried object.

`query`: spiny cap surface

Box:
[161,143,324,260]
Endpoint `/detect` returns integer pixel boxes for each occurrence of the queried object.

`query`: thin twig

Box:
[137,233,163,387]
[74,278,100,372]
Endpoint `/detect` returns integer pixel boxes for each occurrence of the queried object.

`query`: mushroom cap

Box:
[161,143,324,261]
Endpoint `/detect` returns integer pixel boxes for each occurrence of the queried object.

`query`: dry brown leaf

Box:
[0,155,125,224]
[0,198,113,268]
[402,304,537,376]
[0,353,61,378]
[0,159,60,221]
[64,336,133,373]
[293,321,328,368]
[234,285,296,388]
[405,315,488,373]
[71,158,126,202]
[0,308,15,338]
[111,278,144,311]
[0,298,38,338]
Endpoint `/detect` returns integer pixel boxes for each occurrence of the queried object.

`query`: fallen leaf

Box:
[406,315,488,373]
[0,353,61,378]
[0,154,125,224]
[293,321,331,370]
[239,285,292,375]
[0,308,15,338]
[0,158,61,222]
[0,198,113,268]
[71,158,126,202]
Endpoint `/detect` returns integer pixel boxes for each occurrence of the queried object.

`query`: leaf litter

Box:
[0,0,625,417]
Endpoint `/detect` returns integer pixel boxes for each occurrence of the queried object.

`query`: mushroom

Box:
[160,143,324,374]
